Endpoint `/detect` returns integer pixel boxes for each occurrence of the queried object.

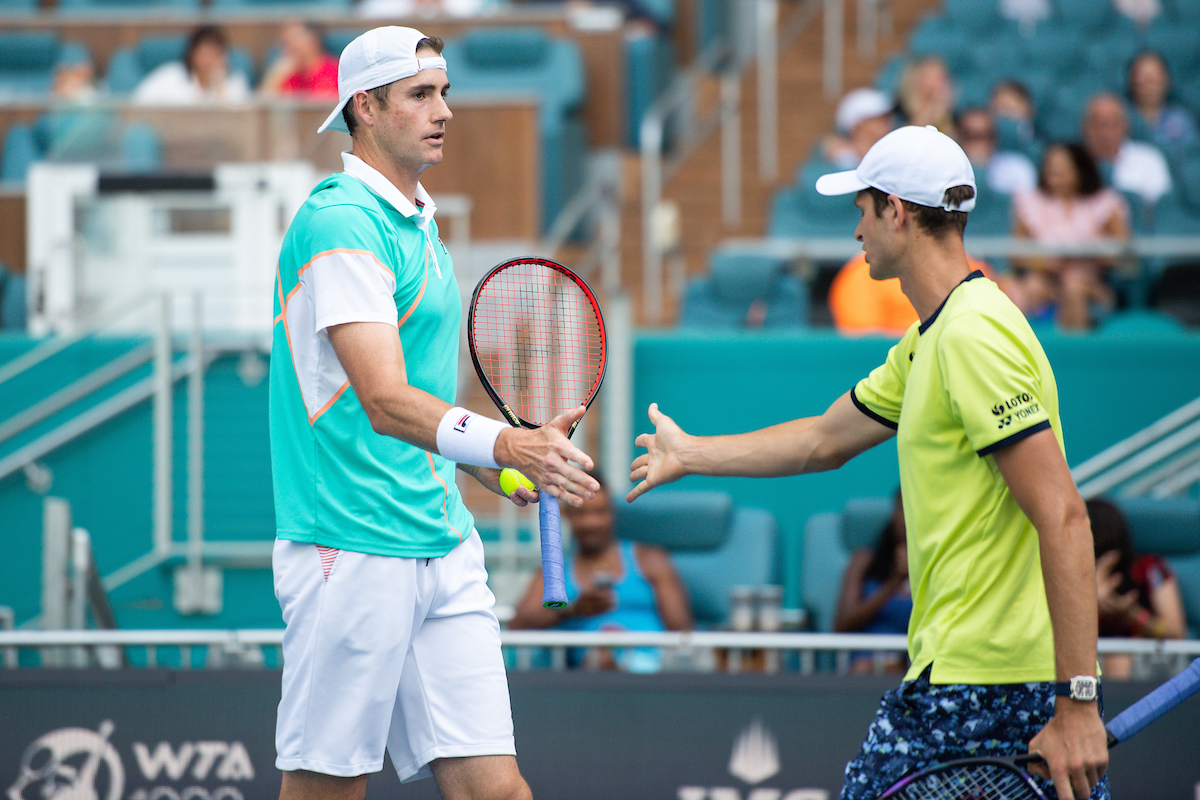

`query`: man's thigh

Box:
[278,770,368,800]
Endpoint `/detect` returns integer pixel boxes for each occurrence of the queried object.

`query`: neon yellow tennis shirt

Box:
[852,271,1060,685]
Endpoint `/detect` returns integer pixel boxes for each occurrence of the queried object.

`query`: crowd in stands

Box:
[762,0,1200,334]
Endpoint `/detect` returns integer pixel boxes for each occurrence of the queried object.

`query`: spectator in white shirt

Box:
[134,25,251,106]
[1083,92,1172,205]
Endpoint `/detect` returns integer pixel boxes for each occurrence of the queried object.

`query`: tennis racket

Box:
[879,657,1200,799]
[467,256,607,608]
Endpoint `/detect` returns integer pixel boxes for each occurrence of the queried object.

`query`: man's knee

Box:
[431,755,531,800]
[279,769,369,800]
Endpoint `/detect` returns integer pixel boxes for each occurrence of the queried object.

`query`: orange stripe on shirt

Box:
[309,380,351,425]
[427,451,463,544]
[397,252,430,328]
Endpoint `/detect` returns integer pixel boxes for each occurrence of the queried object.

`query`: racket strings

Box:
[472,263,605,426]
[891,763,1043,800]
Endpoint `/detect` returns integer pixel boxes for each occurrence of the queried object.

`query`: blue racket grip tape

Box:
[1106,657,1200,744]
[539,494,568,608]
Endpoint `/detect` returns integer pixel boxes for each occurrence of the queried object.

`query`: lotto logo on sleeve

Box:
[454,413,472,433]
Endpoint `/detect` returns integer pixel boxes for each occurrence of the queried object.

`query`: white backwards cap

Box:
[318,26,447,134]
[815,125,977,211]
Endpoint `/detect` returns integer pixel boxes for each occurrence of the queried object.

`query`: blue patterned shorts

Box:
[840,666,1111,800]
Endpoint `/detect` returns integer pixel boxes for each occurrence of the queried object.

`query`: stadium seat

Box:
[1019,24,1085,80]
[0,33,65,101]
[0,269,26,331]
[624,30,675,148]
[1054,0,1119,32]
[1141,24,1200,80]
[962,178,1012,237]
[440,28,587,233]
[802,497,892,633]
[56,0,198,14]
[908,16,973,75]
[0,0,39,15]
[615,490,779,627]
[967,35,1024,90]
[211,0,350,11]
[1,123,39,182]
[942,0,1002,33]
[679,250,808,329]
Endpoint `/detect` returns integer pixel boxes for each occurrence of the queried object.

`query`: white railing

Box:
[3,629,1197,674]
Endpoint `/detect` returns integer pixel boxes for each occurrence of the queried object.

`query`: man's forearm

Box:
[679,416,843,478]
[1038,507,1100,681]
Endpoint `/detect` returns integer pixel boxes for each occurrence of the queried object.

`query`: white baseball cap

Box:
[835,88,893,135]
[317,26,448,134]
[815,125,977,211]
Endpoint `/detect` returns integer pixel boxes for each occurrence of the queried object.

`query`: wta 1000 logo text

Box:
[7,720,255,800]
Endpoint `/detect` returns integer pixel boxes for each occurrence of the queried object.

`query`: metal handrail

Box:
[0,292,155,388]
[1,628,1195,655]
[0,341,155,447]
[0,355,194,484]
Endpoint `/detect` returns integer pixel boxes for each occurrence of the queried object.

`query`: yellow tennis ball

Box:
[499,468,536,496]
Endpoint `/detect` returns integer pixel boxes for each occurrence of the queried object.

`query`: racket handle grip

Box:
[1106,657,1200,745]
[539,495,568,608]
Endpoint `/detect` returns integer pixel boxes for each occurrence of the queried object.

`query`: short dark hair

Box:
[865,185,974,238]
[185,25,229,76]
[341,36,446,136]
[1037,142,1103,197]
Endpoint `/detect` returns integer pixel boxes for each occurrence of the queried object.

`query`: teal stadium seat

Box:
[0,33,69,101]
[440,28,587,234]
[1019,24,1085,81]
[615,490,780,627]
[211,0,350,12]
[624,29,675,148]
[1,123,39,182]
[0,110,161,181]
[908,17,973,75]
[1141,24,1200,81]
[1053,0,1120,33]
[802,497,892,633]
[0,260,27,331]
[679,250,808,329]
[56,0,198,14]
[1116,497,1200,636]
[0,0,39,15]
[942,0,1002,33]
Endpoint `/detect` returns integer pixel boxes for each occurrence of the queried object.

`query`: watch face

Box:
[1071,676,1098,701]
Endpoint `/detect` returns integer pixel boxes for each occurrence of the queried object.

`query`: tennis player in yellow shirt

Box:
[628,126,1109,800]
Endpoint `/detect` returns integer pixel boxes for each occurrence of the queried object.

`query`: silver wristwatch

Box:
[1055,675,1099,702]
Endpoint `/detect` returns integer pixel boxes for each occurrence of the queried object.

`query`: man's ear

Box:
[352,90,374,127]
[887,194,907,231]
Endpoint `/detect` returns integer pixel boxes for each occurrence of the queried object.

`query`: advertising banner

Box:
[1,670,1197,799]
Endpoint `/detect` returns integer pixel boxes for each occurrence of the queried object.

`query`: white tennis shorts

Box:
[273,531,516,782]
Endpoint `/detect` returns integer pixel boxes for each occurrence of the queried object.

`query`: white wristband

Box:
[436,407,506,469]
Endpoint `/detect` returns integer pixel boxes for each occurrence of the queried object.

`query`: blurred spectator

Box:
[999,0,1051,32]
[508,474,692,671]
[834,491,911,674]
[1010,143,1130,329]
[1089,497,1187,680]
[819,87,895,168]
[359,0,490,18]
[1083,92,1172,205]
[51,44,99,103]
[133,25,251,106]
[1114,0,1161,26]
[259,20,339,99]
[1126,50,1198,164]
[990,80,1041,161]
[956,106,1037,196]
[829,253,994,337]
[897,55,955,135]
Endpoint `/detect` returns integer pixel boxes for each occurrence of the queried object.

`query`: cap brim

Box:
[317,98,351,134]
[815,170,869,196]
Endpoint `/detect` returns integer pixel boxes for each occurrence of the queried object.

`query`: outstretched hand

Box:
[495,405,599,507]
[627,403,690,503]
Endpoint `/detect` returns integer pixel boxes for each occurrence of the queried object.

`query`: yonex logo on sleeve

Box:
[454,413,471,433]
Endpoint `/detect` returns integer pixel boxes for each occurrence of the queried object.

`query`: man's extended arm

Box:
[993,430,1108,800]
[327,320,598,505]
[626,391,895,502]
